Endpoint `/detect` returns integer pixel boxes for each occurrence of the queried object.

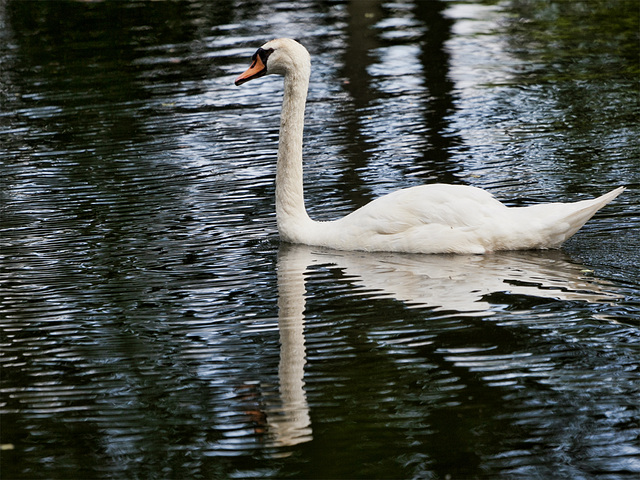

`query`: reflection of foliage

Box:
[506,0,639,80]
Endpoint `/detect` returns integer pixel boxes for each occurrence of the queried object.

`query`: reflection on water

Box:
[1,0,639,478]
[271,242,625,450]
[269,248,313,451]
[290,246,620,314]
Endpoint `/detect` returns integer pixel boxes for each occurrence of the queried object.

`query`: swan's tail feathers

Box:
[514,186,625,249]
[589,186,626,207]
[550,186,625,247]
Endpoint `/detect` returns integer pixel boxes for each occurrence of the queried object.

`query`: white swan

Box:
[235,38,625,254]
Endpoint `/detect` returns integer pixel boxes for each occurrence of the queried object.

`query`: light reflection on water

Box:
[1,0,639,478]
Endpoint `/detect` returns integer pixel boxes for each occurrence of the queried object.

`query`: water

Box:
[1,1,639,478]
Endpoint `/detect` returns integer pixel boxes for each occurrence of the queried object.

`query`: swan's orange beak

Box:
[235,52,267,86]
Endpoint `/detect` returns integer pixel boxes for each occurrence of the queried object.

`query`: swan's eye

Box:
[257,47,274,65]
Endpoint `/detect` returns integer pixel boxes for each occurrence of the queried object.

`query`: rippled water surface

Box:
[1,1,639,478]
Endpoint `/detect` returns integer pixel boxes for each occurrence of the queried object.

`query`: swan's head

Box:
[235,38,310,86]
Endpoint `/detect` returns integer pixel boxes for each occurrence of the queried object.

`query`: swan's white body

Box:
[236,38,624,254]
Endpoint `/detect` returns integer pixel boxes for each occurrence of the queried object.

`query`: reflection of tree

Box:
[499,0,639,186]
[506,0,639,80]
[412,0,464,184]
[4,0,231,141]
[503,0,639,133]
[337,0,465,209]
[338,0,383,207]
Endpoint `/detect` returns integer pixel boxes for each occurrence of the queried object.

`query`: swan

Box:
[235,38,625,254]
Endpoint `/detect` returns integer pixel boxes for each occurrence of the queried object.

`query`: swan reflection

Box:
[265,247,313,450]
[267,244,618,449]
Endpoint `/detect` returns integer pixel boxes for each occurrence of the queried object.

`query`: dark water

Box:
[1,1,639,478]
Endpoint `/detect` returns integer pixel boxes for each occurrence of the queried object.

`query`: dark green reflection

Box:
[506,0,639,80]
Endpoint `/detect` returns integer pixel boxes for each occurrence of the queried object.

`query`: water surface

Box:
[1,1,639,478]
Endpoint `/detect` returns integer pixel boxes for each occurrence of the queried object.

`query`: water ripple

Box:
[1,1,639,478]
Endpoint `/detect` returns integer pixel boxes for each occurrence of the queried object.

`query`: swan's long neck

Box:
[276,63,313,242]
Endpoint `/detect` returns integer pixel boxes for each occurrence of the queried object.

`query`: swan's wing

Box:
[344,184,508,235]
[316,184,512,253]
